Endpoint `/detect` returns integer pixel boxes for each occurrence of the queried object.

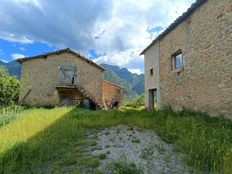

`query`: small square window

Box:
[172,51,183,71]
[150,68,153,76]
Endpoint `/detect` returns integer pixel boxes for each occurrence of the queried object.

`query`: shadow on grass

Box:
[1,107,232,173]
[0,108,90,173]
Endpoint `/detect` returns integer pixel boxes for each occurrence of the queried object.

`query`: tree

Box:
[0,66,20,106]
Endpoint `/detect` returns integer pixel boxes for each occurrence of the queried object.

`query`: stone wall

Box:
[19,52,104,106]
[102,81,124,106]
[159,0,232,117]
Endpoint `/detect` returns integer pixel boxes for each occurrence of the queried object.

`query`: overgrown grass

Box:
[107,160,142,174]
[0,105,23,127]
[0,107,232,173]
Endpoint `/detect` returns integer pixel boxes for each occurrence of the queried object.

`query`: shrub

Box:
[0,67,20,106]
[125,95,145,108]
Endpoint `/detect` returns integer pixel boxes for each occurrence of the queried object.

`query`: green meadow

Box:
[0,107,232,173]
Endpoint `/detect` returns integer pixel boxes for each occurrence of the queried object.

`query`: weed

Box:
[127,127,134,131]
[95,168,104,174]
[89,141,97,146]
[140,147,153,160]
[0,105,23,127]
[107,161,142,174]
[131,137,140,143]
[98,153,107,160]
[105,145,111,148]
[87,157,100,168]
[61,155,77,166]
[105,131,110,135]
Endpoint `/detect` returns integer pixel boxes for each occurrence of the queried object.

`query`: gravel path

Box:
[86,125,189,174]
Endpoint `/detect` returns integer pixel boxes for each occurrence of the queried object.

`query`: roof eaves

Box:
[16,48,105,71]
[140,0,207,55]
[103,80,124,89]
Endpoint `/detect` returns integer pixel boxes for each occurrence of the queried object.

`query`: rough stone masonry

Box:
[143,0,232,118]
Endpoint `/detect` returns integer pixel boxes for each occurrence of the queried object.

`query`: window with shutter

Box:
[59,65,76,85]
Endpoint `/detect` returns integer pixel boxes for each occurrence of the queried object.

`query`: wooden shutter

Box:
[59,65,76,85]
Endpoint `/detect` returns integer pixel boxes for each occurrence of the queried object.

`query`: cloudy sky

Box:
[0,0,195,74]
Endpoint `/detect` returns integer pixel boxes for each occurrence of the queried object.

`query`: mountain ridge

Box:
[101,64,144,98]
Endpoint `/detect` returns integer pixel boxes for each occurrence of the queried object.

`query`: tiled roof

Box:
[16,48,105,71]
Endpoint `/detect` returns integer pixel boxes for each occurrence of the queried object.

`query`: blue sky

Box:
[0,0,195,74]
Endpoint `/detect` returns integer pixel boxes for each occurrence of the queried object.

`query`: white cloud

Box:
[0,59,8,63]
[0,32,33,44]
[128,68,142,75]
[11,53,25,60]
[0,0,195,72]
[19,47,26,51]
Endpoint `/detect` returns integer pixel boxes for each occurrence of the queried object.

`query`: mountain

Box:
[0,60,144,99]
[0,60,7,66]
[0,60,21,79]
[101,64,144,98]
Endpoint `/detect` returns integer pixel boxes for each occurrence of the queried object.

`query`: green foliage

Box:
[87,157,100,168]
[125,95,145,108]
[0,105,23,127]
[0,107,232,173]
[0,66,20,106]
[98,153,107,160]
[108,161,142,174]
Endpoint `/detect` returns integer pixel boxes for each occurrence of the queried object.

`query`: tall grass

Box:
[0,105,23,127]
[0,107,232,173]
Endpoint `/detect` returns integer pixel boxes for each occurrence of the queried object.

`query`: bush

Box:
[0,66,20,106]
[125,95,145,108]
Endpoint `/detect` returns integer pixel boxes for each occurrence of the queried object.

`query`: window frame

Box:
[171,50,184,72]
[59,65,77,85]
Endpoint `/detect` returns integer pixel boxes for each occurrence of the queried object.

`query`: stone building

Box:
[17,48,124,109]
[102,81,124,108]
[141,0,232,117]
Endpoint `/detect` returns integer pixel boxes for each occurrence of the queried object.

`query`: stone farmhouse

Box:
[141,0,232,117]
[17,48,124,109]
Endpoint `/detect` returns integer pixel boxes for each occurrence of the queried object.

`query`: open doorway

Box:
[148,89,157,110]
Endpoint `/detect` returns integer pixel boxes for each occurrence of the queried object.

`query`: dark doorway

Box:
[148,89,157,110]
[59,90,76,106]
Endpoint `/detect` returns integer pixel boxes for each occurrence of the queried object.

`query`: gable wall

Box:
[159,0,232,117]
[19,52,104,106]
[144,42,160,109]
[102,81,124,106]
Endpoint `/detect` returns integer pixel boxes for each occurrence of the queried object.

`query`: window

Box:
[150,68,153,76]
[59,65,76,85]
[172,50,183,71]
